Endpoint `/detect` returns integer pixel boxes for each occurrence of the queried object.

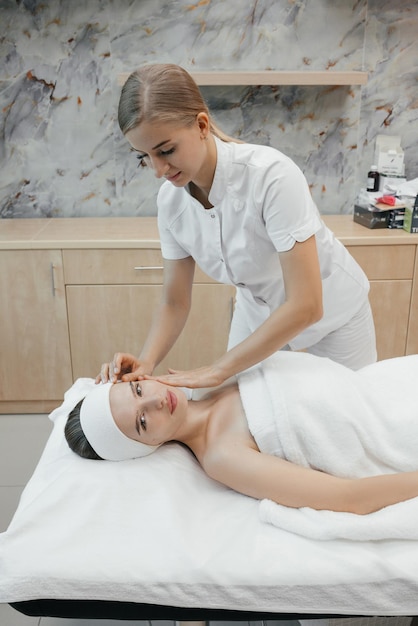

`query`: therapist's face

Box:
[125,115,212,187]
[109,380,188,447]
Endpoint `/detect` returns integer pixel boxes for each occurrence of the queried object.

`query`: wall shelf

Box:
[117,70,368,86]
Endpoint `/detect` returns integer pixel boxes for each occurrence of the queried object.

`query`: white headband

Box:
[79,383,159,461]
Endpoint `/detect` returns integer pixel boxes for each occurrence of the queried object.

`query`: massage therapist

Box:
[99,63,376,389]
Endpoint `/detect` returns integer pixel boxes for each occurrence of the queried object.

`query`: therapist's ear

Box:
[196,112,210,139]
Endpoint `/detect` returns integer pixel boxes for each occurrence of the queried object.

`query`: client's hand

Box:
[95,352,153,384]
[146,364,227,389]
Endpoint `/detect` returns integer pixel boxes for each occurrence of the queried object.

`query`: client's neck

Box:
[178,396,217,460]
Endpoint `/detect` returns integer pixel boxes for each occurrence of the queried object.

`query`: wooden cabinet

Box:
[346,244,415,360]
[63,249,235,379]
[324,215,418,362]
[406,252,418,355]
[0,250,72,411]
[1,216,418,413]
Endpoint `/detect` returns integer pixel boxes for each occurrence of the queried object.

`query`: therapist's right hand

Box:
[95,352,153,384]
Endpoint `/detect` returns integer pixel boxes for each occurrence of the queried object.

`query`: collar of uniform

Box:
[207,136,232,207]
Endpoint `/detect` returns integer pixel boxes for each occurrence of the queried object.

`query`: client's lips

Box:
[167,390,177,414]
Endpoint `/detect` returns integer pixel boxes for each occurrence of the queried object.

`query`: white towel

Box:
[238,352,418,540]
[259,497,418,541]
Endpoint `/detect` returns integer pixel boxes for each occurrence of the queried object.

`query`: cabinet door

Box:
[0,250,72,402]
[406,252,418,355]
[347,245,414,360]
[368,280,411,360]
[67,284,235,379]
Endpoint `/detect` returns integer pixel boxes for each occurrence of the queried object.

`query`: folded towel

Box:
[238,352,418,540]
[259,497,418,541]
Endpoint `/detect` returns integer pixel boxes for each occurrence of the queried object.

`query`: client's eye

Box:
[135,383,142,397]
[140,414,147,431]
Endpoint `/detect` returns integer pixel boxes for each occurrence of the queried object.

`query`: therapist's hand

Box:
[95,352,154,384]
[145,364,227,389]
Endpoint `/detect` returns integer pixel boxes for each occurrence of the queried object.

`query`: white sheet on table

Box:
[1,378,418,615]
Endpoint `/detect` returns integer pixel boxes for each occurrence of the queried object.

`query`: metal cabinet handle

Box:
[50,263,56,297]
[134,266,164,270]
[229,295,235,323]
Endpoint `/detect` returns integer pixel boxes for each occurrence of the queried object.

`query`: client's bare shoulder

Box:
[199,382,259,477]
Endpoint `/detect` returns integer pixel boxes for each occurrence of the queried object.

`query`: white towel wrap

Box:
[237,351,418,540]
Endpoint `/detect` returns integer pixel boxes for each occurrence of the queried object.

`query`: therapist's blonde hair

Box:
[118,63,241,143]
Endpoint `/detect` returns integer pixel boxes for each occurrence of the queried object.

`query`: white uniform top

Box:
[157,137,369,351]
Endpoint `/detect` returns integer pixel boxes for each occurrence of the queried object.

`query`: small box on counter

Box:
[403,196,418,233]
[387,207,405,229]
[354,201,407,230]
[353,204,390,229]
[378,173,407,193]
[375,134,405,176]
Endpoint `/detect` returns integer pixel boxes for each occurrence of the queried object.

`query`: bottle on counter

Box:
[367,165,380,192]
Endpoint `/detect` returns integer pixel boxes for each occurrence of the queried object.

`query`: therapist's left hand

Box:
[145,364,227,389]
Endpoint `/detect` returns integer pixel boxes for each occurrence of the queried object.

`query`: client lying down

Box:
[64,350,418,519]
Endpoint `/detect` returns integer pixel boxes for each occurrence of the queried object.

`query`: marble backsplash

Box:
[0,0,417,218]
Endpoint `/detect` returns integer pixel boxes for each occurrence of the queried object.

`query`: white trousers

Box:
[228,298,377,371]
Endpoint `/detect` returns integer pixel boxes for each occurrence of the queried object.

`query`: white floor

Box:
[0,413,52,534]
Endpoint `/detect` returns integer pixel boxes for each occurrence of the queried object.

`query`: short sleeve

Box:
[256,156,322,252]
[157,182,191,260]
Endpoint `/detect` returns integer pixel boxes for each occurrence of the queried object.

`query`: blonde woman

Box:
[103,64,376,389]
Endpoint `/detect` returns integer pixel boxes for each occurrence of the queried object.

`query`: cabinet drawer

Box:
[346,245,415,280]
[63,249,217,284]
[67,284,235,377]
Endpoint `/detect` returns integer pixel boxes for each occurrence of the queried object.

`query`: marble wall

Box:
[0,0,417,218]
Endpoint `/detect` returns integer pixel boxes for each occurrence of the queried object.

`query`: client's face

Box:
[109,380,188,447]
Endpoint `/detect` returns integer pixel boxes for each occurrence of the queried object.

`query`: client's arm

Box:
[205,446,418,514]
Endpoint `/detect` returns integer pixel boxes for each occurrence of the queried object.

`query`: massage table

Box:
[2,371,418,621]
